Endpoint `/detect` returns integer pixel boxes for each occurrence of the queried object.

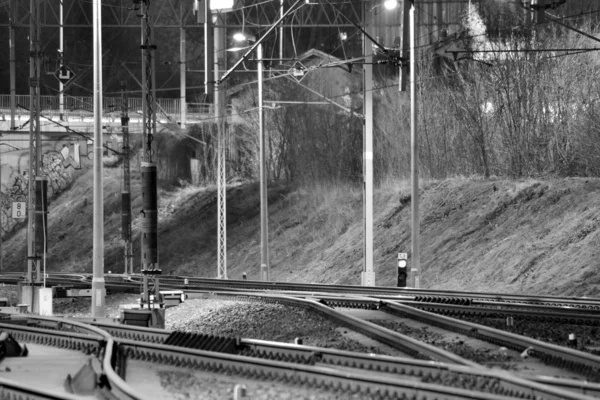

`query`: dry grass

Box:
[2,166,600,297]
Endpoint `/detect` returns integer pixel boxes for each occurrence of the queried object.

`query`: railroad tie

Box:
[164,331,240,354]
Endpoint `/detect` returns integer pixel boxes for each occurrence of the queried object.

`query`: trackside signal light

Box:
[397,253,408,287]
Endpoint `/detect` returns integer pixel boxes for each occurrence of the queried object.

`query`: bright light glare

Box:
[210,0,234,10]
[383,0,398,10]
[339,32,348,41]
[233,32,247,42]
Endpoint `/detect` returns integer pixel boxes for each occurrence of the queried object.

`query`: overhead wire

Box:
[23,0,600,123]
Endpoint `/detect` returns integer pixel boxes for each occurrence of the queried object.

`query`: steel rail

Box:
[300,295,600,375]
[313,294,600,325]
[0,376,83,400]
[237,339,599,399]
[93,290,475,365]
[89,321,168,344]
[2,316,146,400]
[378,300,600,378]
[3,273,600,309]
[1,292,595,398]
[120,290,478,365]
[311,296,600,396]
[153,275,600,309]
[0,320,104,354]
[174,290,480,365]
[180,288,600,328]
[115,338,513,400]
[90,301,599,399]
[404,300,600,325]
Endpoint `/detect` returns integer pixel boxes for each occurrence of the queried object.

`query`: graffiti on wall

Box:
[60,140,90,169]
[0,135,121,236]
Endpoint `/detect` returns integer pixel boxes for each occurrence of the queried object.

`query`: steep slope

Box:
[3,167,599,297]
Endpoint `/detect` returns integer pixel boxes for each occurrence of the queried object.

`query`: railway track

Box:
[314,294,600,377]
[0,274,599,398]
[156,275,600,309]
[4,273,600,312]
[93,319,598,399]
[0,313,583,400]
[0,316,144,399]
[179,291,600,395]
[15,273,599,329]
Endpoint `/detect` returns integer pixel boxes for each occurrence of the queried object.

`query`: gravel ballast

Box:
[1,288,597,398]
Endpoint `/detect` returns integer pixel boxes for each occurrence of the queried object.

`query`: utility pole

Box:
[215,13,228,279]
[23,0,46,311]
[218,0,303,281]
[362,0,375,286]
[91,0,106,318]
[279,0,284,61]
[258,42,269,282]
[121,82,133,275]
[0,150,2,273]
[139,0,162,312]
[180,3,187,129]
[9,2,16,130]
[59,0,64,121]
[409,0,420,288]
[203,0,214,102]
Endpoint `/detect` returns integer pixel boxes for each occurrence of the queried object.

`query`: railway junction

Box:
[0,273,596,398]
[0,0,599,399]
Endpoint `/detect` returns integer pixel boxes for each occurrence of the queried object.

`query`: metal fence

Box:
[0,95,215,121]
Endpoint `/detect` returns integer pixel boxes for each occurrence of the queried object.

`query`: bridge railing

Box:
[0,95,216,121]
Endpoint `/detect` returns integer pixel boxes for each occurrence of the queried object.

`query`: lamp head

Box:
[383,0,398,10]
[233,32,256,43]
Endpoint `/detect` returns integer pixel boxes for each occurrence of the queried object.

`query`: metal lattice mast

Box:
[215,14,227,279]
[26,0,42,287]
[217,125,227,278]
[139,0,161,307]
[121,82,133,275]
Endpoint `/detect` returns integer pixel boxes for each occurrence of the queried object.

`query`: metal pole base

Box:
[260,264,269,281]
[91,277,106,318]
[412,270,420,289]
[361,271,376,286]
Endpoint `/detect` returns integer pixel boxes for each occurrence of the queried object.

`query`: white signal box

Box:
[11,202,26,219]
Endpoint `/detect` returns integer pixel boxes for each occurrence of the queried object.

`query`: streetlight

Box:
[380,0,419,288]
[383,0,398,10]
[409,1,419,289]
[233,33,269,281]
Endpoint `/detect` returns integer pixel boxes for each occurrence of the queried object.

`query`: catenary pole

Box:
[180,4,187,129]
[91,0,106,317]
[59,1,64,120]
[279,0,284,61]
[362,0,375,286]
[215,13,227,279]
[121,82,133,275]
[24,0,43,311]
[258,42,269,281]
[9,2,15,130]
[140,0,162,309]
[409,1,420,288]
